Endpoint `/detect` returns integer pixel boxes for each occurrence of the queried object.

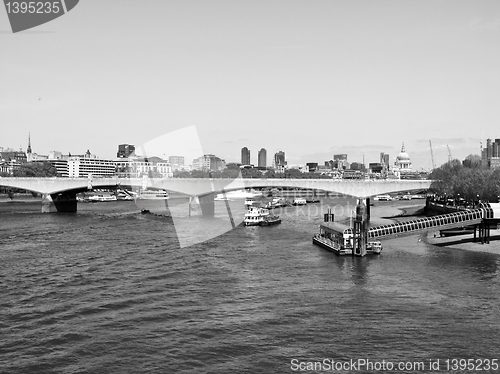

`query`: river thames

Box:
[1,196,499,373]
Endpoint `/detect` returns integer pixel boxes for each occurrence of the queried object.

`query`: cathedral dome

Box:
[396,143,410,161]
[397,151,410,161]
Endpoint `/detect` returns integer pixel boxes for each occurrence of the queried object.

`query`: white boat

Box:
[87,194,117,202]
[270,197,289,208]
[293,198,307,206]
[244,206,270,226]
[373,194,393,201]
[116,190,135,201]
[244,198,256,206]
[135,189,169,200]
[214,193,232,201]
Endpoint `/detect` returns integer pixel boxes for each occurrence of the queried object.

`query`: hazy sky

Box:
[1,0,499,170]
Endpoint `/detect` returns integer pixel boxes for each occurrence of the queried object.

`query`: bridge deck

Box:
[368,209,485,239]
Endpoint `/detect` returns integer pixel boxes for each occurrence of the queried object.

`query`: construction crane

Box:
[447,145,452,162]
[429,140,436,169]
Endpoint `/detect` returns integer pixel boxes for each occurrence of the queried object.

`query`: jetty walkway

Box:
[367,203,500,244]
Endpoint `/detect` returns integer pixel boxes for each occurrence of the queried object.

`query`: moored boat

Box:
[259,215,281,226]
[135,189,169,200]
[293,197,307,206]
[214,193,231,201]
[373,194,393,201]
[222,189,262,199]
[244,206,270,226]
[87,194,117,202]
[306,197,320,203]
[116,189,136,201]
[312,222,382,255]
[268,197,289,208]
[244,198,256,206]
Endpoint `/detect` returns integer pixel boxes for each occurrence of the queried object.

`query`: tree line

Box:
[0,162,58,178]
[430,155,500,202]
[173,167,332,179]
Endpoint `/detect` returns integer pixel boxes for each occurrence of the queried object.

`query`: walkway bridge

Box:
[0,177,432,213]
[367,203,500,243]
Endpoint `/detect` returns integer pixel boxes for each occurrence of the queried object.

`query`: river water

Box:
[1,196,499,373]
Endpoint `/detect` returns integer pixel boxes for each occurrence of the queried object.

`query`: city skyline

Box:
[0,132,490,170]
[1,1,499,170]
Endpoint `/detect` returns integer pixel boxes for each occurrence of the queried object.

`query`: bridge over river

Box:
[0,177,432,213]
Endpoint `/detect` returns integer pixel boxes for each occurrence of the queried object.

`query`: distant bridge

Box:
[0,177,432,213]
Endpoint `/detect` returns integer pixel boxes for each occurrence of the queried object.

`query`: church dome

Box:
[397,151,410,161]
[396,143,410,161]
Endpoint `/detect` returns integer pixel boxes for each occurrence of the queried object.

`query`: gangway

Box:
[368,209,484,239]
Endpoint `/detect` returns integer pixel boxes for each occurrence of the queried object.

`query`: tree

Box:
[463,154,482,168]
[13,162,58,177]
[429,157,500,201]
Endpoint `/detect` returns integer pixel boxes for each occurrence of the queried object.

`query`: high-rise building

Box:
[241,147,250,165]
[274,151,286,167]
[482,138,500,169]
[117,144,136,158]
[380,152,389,169]
[258,148,267,168]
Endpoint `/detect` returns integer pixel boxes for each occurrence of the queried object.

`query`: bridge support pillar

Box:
[189,193,215,217]
[353,199,368,256]
[365,197,370,222]
[42,192,77,213]
[42,193,56,213]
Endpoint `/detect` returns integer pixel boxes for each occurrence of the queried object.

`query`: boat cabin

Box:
[313,222,382,256]
[314,222,355,255]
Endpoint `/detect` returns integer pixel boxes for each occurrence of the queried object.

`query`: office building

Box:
[380,152,390,169]
[169,156,185,170]
[482,138,500,169]
[258,148,267,168]
[241,147,250,165]
[273,151,286,166]
[192,154,226,171]
[117,144,136,158]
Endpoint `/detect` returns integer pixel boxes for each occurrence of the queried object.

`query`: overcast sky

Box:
[1,0,499,170]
